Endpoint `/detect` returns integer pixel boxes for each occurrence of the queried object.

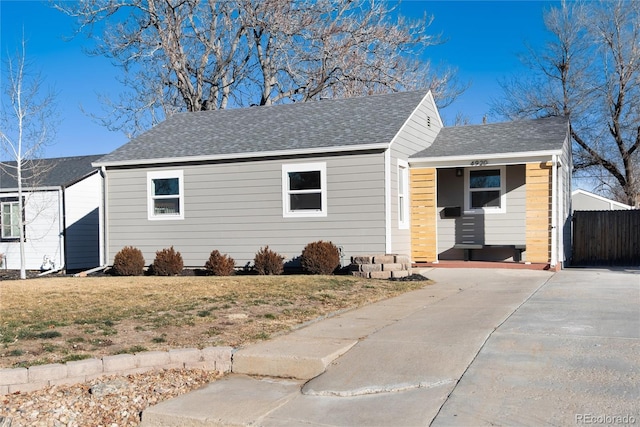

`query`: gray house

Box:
[0,155,103,271]
[94,91,440,268]
[94,90,572,269]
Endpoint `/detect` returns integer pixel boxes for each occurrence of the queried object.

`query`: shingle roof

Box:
[0,155,104,189]
[94,90,430,165]
[411,116,569,159]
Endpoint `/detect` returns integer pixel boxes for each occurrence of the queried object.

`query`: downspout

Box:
[550,154,558,269]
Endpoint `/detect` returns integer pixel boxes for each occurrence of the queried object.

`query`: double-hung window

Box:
[465,167,506,213]
[398,160,409,229]
[282,162,327,217]
[147,170,184,220]
[1,200,21,240]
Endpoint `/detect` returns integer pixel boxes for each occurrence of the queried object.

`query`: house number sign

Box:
[470,160,488,166]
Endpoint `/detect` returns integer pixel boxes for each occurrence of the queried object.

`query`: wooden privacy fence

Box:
[572,210,640,266]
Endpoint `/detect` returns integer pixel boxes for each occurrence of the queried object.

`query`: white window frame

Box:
[464,166,506,214]
[282,162,327,218]
[1,200,21,239]
[397,159,409,229]
[147,170,185,220]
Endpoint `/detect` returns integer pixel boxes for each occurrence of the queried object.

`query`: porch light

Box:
[456,168,463,177]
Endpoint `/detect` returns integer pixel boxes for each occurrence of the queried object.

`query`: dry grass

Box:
[0,274,429,368]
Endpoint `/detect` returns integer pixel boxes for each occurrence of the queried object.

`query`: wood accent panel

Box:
[411,168,437,262]
[525,163,552,263]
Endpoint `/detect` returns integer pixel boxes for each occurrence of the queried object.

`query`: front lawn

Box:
[0,274,428,368]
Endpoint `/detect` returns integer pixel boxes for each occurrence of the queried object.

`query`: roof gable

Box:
[95,90,431,166]
[411,116,569,159]
[0,155,103,190]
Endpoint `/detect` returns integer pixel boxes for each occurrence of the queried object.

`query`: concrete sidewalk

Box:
[140,268,639,426]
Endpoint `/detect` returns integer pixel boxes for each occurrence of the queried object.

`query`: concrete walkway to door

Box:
[141,268,639,426]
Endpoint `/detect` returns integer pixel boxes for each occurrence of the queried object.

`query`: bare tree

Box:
[492,0,640,206]
[0,40,58,279]
[56,0,465,138]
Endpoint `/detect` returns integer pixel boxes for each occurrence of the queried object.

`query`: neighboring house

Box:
[94,90,572,269]
[571,189,633,212]
[0,155,104,272]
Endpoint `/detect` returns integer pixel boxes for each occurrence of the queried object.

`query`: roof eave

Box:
[93,142,391,168]
[409,149,564,168]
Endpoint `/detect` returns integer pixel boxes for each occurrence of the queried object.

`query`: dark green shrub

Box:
[204,250,235,276]
[300,240,340,275]
[112,246,145,276]
[253,246,285,275]
[152,246,184,276]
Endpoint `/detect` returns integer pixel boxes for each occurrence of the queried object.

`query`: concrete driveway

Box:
[433,268,640,426]
[142,268,640,426]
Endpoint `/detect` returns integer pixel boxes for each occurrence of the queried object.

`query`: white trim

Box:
[464,166,507,214]
[384,150,392,253]
[93,143,390,168]
[147,170,185,220]
[282,162,327,218]
[0,200,21,239]
[409,150,562,169]
[397,159,409,229]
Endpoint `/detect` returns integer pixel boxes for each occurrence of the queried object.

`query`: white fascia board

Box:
[409,150,563,168]
[92,142,390,168]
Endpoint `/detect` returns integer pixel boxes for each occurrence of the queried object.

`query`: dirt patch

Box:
[0,273,430,368]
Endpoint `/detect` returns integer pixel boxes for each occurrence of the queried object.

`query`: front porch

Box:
[410,162,556,267]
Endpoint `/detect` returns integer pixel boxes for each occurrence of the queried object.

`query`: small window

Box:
[465,167,506,213]
[147,170,184,220]
[282,163,327,217]
[1,200,21,240]
[398,160,409,229]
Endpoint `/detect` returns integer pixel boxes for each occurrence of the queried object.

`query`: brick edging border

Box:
[0,346,232,395]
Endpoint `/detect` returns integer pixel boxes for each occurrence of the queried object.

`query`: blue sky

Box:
[1,0,558,159]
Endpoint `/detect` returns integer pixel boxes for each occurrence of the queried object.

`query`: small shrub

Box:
[204,250,235,276]
[300,240,340,275]
[253,246,285,275]
[152,246,184,276]
[112,246,145,276]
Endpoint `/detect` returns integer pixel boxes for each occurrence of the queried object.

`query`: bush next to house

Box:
[253,246,285,275]
[204,250,236,276]
[112,246,145,276]
[152,246,184,276]
[300,240,340,275]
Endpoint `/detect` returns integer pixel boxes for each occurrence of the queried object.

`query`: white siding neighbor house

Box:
[0,155,103,272]
[571,189,633,212]
[94,90,572,270]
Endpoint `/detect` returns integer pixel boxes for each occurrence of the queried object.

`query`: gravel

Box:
[0,368,222,426]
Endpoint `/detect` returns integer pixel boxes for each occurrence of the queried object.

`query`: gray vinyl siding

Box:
[106,152,387,267]
[389,93,442,256]
[436,165,526,261]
